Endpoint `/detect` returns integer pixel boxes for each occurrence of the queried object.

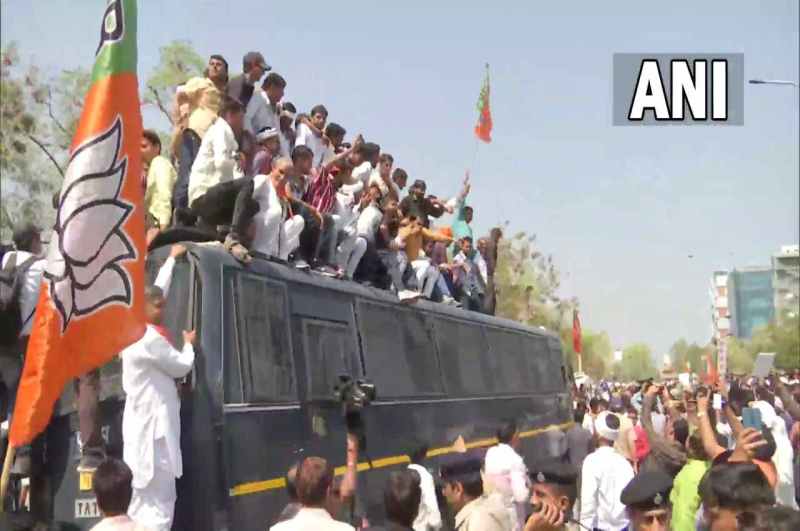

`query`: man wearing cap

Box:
[245,72,286,136]
[579,411,635,531]
[525,460,579,531]
[226,51,269,108]
[619,471,673,531]
[249,126,281,176]
[439,451,512,531]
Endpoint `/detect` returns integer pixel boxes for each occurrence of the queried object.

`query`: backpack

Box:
[0,252,37,347]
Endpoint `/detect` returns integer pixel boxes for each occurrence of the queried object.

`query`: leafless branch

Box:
[26,133,64,176]
[45,87,69,137]
[147,85,174,126]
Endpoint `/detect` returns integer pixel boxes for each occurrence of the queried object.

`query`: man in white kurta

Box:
[483,421,530,531]
[122,248,195,531]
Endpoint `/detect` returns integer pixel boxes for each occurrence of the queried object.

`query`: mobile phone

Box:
[742,407,762,430]
[712,393,722,410]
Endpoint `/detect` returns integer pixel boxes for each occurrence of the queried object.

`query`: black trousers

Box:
[190,177,253,232]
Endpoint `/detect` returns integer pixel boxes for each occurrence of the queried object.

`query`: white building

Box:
[772,244,799,319]
[710,270,730,342]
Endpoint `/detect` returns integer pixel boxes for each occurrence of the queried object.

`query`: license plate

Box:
[75,498,101,518]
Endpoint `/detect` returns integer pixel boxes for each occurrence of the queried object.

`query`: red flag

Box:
[10,0,145,446]
[572,309,582,354]
[704,352,718,385]
[474,64,492,143]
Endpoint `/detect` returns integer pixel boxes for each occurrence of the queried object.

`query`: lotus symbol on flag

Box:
[45,117,137,332]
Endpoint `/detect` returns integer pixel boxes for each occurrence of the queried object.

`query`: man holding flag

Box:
[0,1,192,528]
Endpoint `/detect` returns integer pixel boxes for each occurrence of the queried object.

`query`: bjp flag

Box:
[10,0,145,447]
[474,64,493,143]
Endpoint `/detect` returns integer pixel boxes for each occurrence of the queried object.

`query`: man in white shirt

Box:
[579,411,635,531]
[368,153,397,199]
[90,458,152,531]
[244,158,305,262]
[244,72,286,136]
[452,237,488,313]
[407,441,442,531]
[270,456,355,531]
[351,143,380,190]
[121,252,195,531]
[295,104,329,168]
[338,184,383,279]
[484,420,530,531]
[187,98,246,231]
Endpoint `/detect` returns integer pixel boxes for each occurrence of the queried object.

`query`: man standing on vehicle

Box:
[121,246,195,531]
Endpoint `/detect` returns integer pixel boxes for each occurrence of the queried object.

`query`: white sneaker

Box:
[398,290,422,303]
[442,296,459,306]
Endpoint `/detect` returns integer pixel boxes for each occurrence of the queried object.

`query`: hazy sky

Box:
[2,0,798,358]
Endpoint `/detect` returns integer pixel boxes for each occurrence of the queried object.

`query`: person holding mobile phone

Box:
[524,460,578,531]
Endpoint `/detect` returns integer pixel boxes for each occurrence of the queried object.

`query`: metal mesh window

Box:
[234,274,296,403]
[358,302,444,398]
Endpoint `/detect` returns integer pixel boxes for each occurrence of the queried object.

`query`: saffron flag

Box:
[10,0,145,446]
[474,64,492,143]
[572,309,582,354]
[704,352,718,385]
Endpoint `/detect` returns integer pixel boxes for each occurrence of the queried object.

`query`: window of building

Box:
[233,273,296,403]
[358,301,444,398]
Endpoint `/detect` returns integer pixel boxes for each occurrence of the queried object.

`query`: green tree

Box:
[495,230,568,331]
[562,328,614,379]
[1,42,89,239]
[668,338,707,373]
[616,343,657,381]
[1,40,203,240]
[142,40,205,124]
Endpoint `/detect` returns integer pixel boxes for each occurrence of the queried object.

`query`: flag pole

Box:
[0,444,15,513]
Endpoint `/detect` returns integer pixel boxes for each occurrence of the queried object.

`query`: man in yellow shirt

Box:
[142,129,178,229]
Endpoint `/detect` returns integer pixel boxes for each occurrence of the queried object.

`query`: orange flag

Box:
[572,309,582,354]
[474,64,493,143]
[10,0,145,447]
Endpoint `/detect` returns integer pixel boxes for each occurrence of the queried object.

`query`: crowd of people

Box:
[71,370,800,530]
[141,50,502,311]
[3,47,800,531]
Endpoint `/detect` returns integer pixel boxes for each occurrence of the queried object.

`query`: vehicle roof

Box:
[150,242,559,341]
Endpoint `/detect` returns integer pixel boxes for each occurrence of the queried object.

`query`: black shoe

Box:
[77,448,106,473]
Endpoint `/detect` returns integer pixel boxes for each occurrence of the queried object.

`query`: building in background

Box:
[727,266,774,339]
[772,244,799,319]
[710,270,730,342]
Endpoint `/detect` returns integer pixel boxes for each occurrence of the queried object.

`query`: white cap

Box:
[594,411,620,442]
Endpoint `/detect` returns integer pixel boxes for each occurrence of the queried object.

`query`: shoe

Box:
[314,264,339,278]
[442,296,460,306]
[294,259,311,270]
[77,448,106,473]
[224,235,252,264]
[399,290,422,303]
